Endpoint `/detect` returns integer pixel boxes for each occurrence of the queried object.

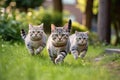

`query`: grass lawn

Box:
[0,41,120,80]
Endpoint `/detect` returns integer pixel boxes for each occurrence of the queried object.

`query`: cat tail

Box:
[21,29,26,40]
[68,19,72,33]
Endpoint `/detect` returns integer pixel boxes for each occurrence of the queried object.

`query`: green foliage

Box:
[88,32,100,45]
[0,11,22,42]
[17,7,63,33]
[71,21,88,33]
[40,13,52,33]
[0,41,119,80]
[77,0,98,15]
[41,12,62,33]
[77,0,86,12]
[4,0,44,12]
[51,12,63,27]
[101,54,120,64]
[0,7,64,42]
[93,0,99,15]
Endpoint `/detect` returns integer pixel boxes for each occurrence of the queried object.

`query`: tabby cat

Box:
[70,31,88,59]
[21,23,47,55]
[47,19,71,64]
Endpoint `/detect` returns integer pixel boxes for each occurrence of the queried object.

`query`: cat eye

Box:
[61,34,64,36]
[79,38,81,40]
[83,38,86,40]
[32,31,35,33]
[65,35,68,37]
[53,37,56,39]
[54,34,58,36]
[37,31,40,33]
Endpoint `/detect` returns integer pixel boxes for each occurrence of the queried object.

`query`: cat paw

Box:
[80,55,85,59]
[79,52,86,59]
[55,55,63,64]
[73,53,78,60]
[35,47,43,55]
[35,49,40,55]
[29,49,34,55]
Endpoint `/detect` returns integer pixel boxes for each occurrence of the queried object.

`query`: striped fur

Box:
[21,29,26,40]
[68,19,72,32]
[70,31,88,59]
[21,23,47,55]
[47,20,71,64]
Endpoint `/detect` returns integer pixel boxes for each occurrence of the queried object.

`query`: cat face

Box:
[75,31,88,45]
[51,24,69,45]
[29,23,44,41]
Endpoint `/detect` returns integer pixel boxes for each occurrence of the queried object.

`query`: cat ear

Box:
[29,24,33,29]
[75,31,78,33]
[39,23,44,29]
[63,23,68,30]
[75,31,78,35]
[51,24,56,32]
[85,31,89,35]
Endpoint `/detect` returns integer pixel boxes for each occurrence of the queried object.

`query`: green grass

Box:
[0,41,120,80]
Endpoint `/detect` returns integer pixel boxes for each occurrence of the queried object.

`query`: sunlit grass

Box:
[0,41,119,80]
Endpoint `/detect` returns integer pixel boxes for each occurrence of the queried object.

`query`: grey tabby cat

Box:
[21,23,47,55]
[47,20,71,64]
[70,31,88,59]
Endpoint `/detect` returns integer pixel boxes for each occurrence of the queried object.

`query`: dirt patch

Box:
[105,61,120,75]
[94,52,120,77]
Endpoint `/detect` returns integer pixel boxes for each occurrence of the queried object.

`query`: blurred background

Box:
[0,0,120,46]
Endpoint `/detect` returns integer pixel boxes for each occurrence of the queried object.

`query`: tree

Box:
[111,0,120,45]
[4,0,44,12]
[52,0,63,26]
[97,0,111,44]
[82,0,93,30]
[53,0,63,13]
[77,0,94,30]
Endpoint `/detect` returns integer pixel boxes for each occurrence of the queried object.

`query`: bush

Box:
[17,7,63,33]
[63,19,88,34]
[51,12,63,26]
[0,11,22,42]
[41,12,62,33]
[41,13,52,33]
[0,7,64,42]
[71,21,88,33]
[4,0,44,12]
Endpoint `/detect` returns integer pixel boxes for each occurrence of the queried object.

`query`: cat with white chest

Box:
[70,31,88,59]
[47,20,71,64]
[21,23,47,55]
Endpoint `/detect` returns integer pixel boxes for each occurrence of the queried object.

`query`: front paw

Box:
[35,47,43,55]
[73,53,78,60]
[55,55,63,64]
[29,49,34,55]
[79,51,86,59]
[35,49,40,55]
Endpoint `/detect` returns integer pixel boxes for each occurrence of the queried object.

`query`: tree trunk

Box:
[53,0,63,26]
[53,0,63,13]
[82,0,93,30]
[115,1,120,45]
[97,0,111,44]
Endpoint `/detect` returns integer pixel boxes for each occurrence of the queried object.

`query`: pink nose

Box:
[82,41,84,43]
[58,36,62,40]
[59,38,61,40]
